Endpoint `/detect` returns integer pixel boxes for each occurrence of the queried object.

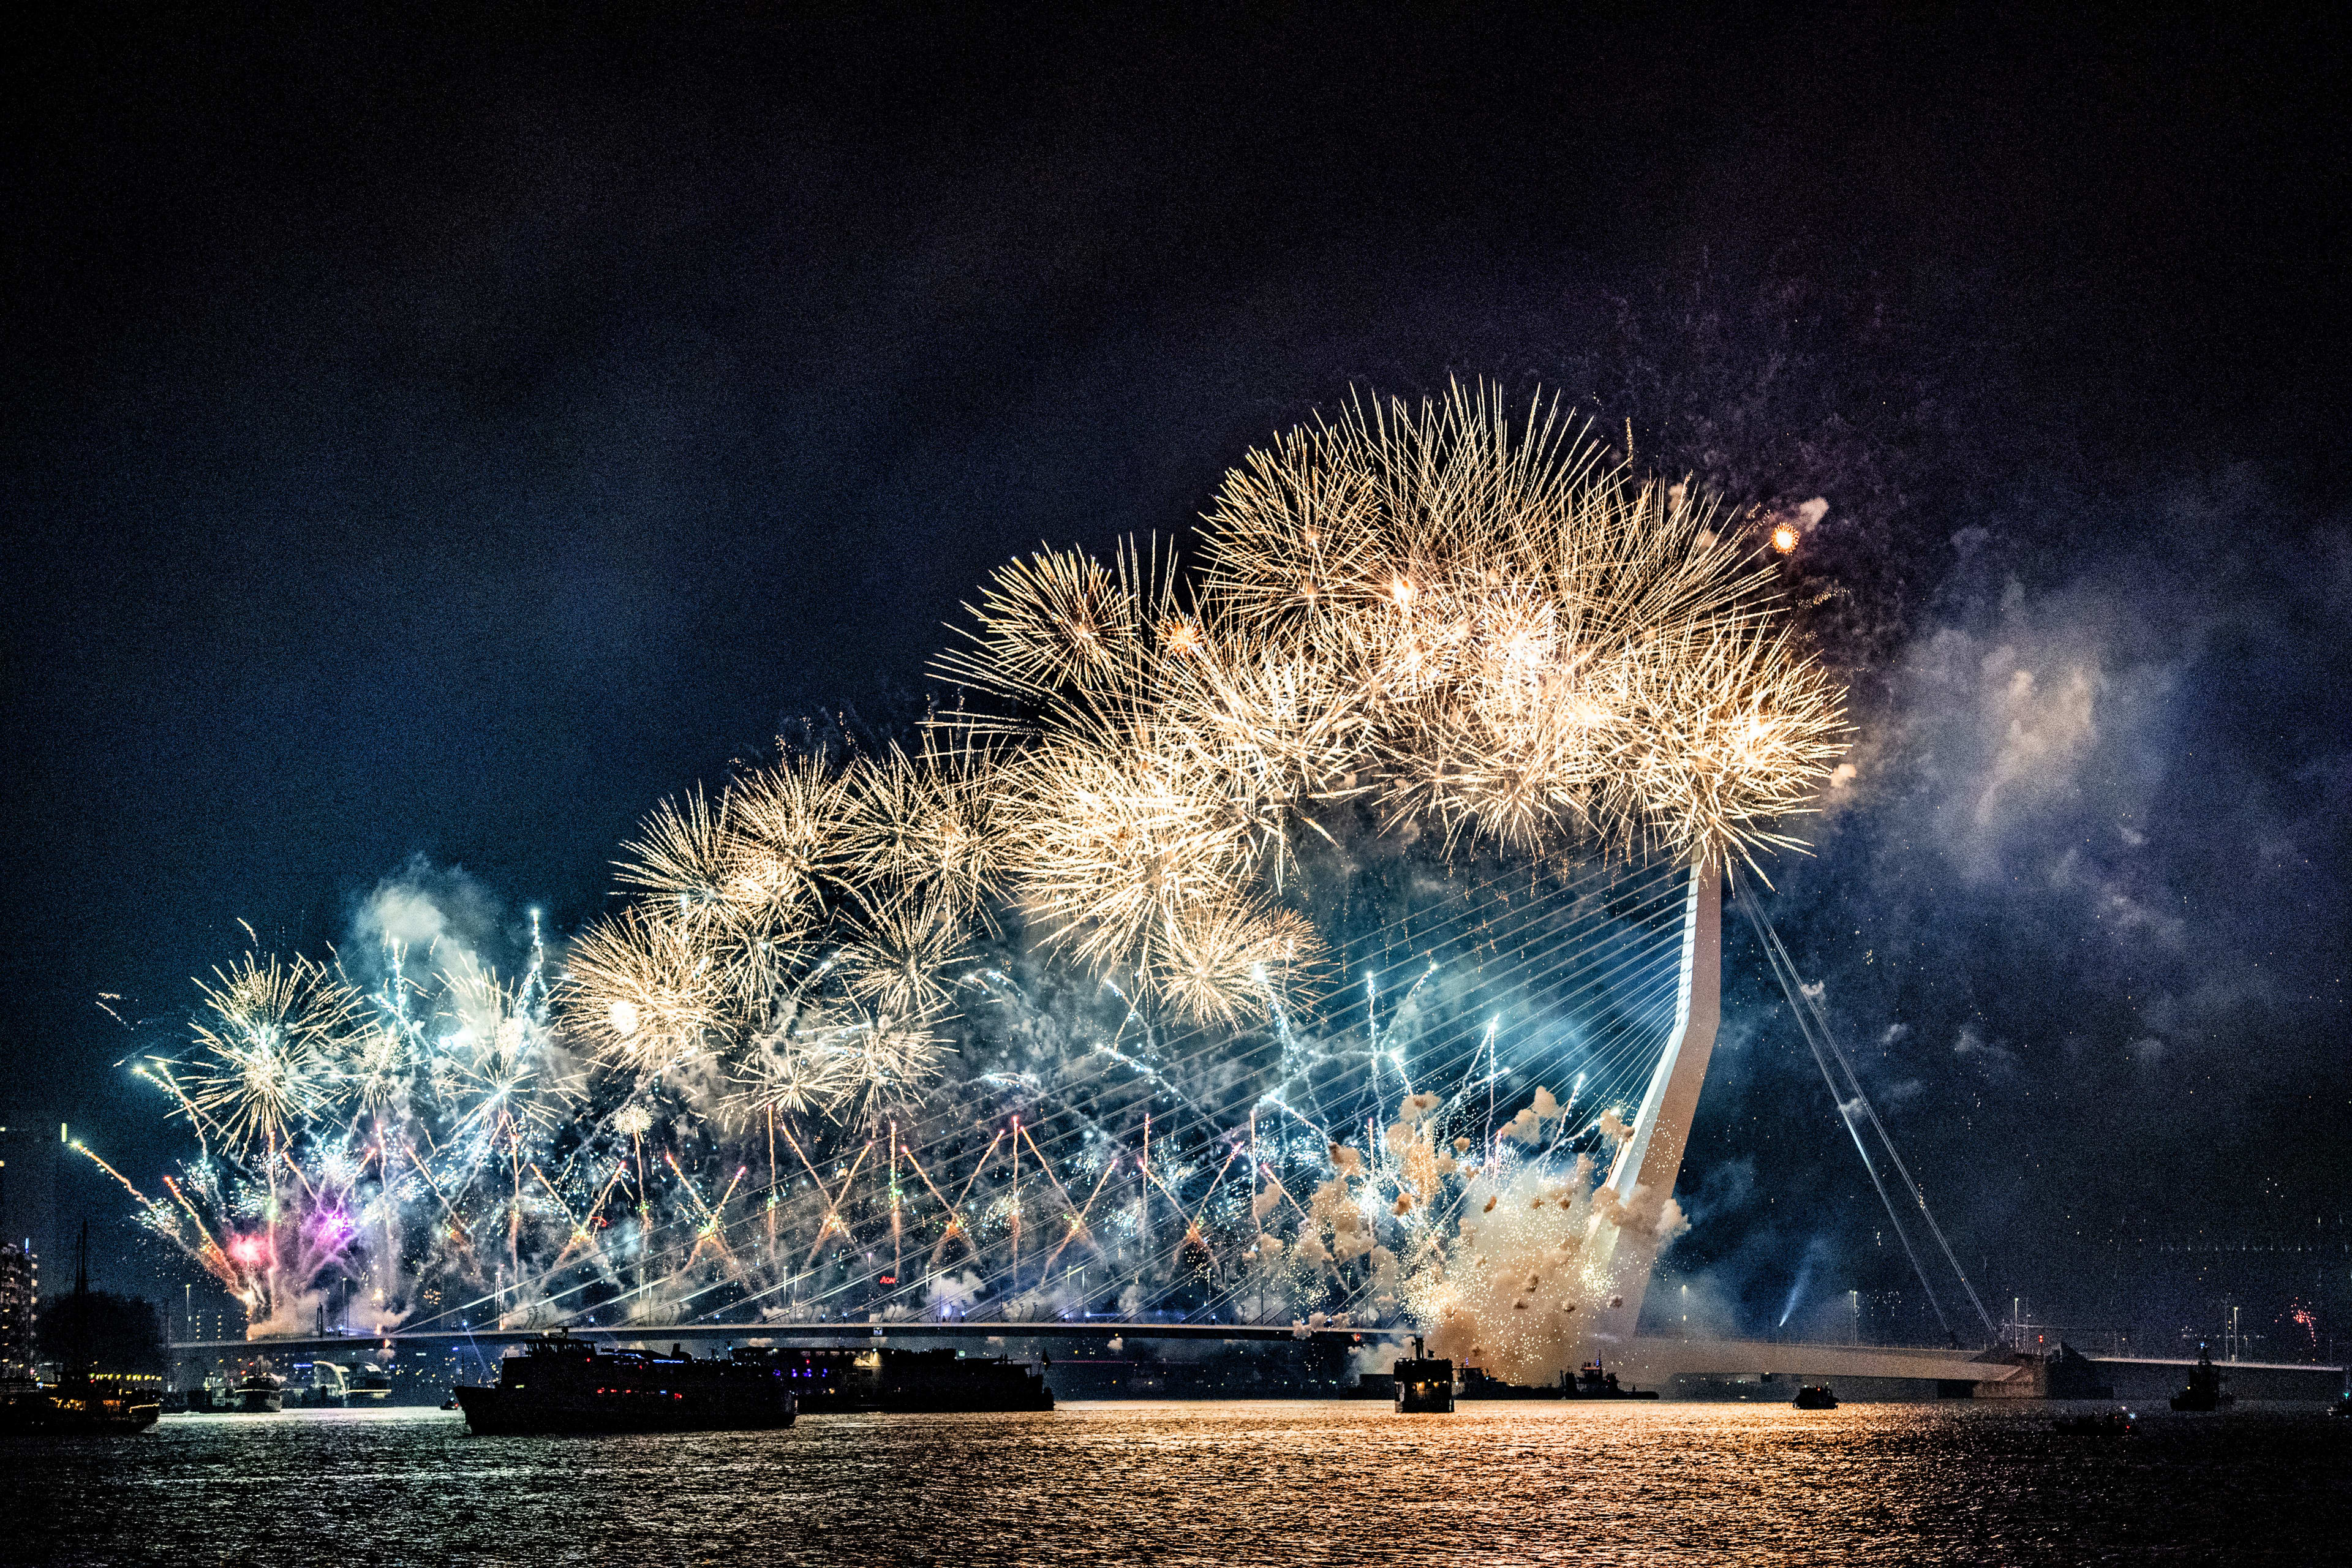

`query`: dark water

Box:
[13,1401,2348,1566]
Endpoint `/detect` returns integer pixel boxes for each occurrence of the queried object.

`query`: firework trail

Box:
[96,385,1842,1377]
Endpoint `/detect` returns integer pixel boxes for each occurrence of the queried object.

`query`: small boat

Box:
[2169,1346,2234,1412]
[235,1371,285,1413]
[2052,1409,2134,1436]
[1392,1337,1455,1413]
[1792,1384,1838,1409]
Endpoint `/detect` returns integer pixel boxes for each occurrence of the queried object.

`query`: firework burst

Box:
[1151,896,1329,1028]
[559,905,725,1076]
[184,953,363,1152]
[842,741,1005,917]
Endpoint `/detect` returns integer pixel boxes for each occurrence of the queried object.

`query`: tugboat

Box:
[2169,1345,2234,1412]
[1392,1337,1455,1412]
[454,1333,798,1434]
[1564,1360,1660,1400]
[1792,1384,1838,1409]
[2052,1408,2135,1436]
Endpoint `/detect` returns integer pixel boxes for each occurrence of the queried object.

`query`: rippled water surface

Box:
[14,1401,2348,1566]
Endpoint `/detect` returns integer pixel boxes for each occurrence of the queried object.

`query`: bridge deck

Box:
[166,1319,1413,1355]
[2089,1355,2346,1373]
[164,1324,2019,1386]
[1615,1337,2030,1386]
[165,1326,2343,1395]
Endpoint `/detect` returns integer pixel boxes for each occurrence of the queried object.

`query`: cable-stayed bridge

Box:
[164,862,2342,1400]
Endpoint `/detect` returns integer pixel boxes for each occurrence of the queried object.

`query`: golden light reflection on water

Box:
[13,1400,2346,1566]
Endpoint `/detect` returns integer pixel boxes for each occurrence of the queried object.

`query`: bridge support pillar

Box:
[1586,859,1720,1349]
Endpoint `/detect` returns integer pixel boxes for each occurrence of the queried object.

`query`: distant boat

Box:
[1564,1360,1659,1400]
[2169,1346,2234,1412]
[1392,1337,1455,1413]
[292,1362,349,1408]
[1792,1385,1838,1409]
[1457,1365,1564,1401]
[235,1371,285,1414]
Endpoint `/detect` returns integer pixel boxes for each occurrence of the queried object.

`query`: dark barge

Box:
[1457,1360,1660,1401]
[454,1333,1054,1433]
[774,1346,1055,1414]
[454,1336,798,1434]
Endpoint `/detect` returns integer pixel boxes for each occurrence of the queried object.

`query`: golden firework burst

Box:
[184,952,363,1151]
[557,906,724,1076]
[1149,895,1330,1027]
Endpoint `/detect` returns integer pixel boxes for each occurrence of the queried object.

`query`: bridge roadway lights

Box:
[167,1320,1424,1357]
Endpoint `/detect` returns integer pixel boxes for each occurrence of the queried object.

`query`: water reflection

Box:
[13,1401,2346,1565]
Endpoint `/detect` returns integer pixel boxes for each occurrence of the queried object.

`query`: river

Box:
[13,1400,2346,1564]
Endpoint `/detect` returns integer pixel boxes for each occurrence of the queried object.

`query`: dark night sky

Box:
[5,4,2348,1340]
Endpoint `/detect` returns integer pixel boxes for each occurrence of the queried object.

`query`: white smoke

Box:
[1264,1091,1705,1386]
[1890,571,2182,895]
[351,856,513,977]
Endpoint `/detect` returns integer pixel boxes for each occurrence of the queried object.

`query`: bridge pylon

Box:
[1586,859,1720,1349]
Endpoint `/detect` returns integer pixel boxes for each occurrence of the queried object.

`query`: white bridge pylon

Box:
[1586,859,1720,1349]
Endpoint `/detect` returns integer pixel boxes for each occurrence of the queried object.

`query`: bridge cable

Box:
[1733,874,1997,1345]
[421,848,1693,1335]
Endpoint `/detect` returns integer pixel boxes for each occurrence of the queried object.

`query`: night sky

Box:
[5,6,2347,1348]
